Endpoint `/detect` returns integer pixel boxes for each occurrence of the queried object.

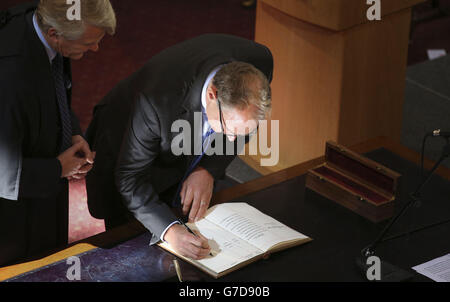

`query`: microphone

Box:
[356,137,450,282]
[431,129,450,137]
[355,253,414,282]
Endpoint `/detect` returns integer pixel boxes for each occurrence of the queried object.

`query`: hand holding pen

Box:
[178,219,214,257]
[163,222,213,259]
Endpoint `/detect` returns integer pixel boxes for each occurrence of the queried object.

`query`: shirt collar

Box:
[32,13,57,63]
[201,65,224,135]
[201,65,224,111]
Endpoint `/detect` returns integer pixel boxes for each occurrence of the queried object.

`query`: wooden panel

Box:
[255,1,344,170]
[337,8,412,147]
[260,0,425,31]
[253,2,412,171]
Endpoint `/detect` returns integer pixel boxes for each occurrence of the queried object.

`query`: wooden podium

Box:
[242,0,424,174]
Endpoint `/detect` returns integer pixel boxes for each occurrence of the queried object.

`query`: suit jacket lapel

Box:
[176,62,225,167]
[25,11,59,154]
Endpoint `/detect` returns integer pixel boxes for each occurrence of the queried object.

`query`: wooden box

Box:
[305,141,401,222]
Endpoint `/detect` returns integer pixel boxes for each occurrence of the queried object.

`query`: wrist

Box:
[163,223,182,243]
[195,166,213,179]
[71,134,82,145]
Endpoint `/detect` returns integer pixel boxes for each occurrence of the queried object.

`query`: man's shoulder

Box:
[0,50,33,103]
[0,14,28,58]
[0,6,38,85]
[0,2,38,58]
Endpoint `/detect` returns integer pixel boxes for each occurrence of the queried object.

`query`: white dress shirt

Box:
[32,13,57,63]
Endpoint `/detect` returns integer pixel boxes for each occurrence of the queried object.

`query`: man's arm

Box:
[115,93,178,245]
[0,84,63,200]
[115,94,212,258]
[0,69,91,200]
[70,110,83,137]
[179,134,251,222]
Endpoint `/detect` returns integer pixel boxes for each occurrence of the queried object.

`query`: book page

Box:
[204,203,309,252]
[412,254,450,282]
[187,219,262,274]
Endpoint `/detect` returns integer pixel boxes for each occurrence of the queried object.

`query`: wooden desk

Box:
[1,136,449,281]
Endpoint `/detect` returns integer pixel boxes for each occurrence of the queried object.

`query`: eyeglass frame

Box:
[216,95,259,139]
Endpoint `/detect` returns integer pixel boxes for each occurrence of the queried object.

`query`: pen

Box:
[178,219,214,257]
[173,259,183,282]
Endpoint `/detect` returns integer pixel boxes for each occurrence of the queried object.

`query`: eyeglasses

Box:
[216,97,258,139]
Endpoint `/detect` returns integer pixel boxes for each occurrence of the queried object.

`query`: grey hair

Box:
[212,61,271,120]
[36,0,116,40]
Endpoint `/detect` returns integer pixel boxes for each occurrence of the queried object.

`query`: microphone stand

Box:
[357,142,450,281]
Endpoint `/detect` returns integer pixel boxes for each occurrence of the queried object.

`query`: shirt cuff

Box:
[160,220,181,243]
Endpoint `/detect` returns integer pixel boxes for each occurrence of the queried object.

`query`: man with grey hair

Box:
[85,34,273,260]
[0,0,116,266]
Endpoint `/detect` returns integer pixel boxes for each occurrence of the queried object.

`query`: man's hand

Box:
[57,136,96,179]
[57,141,90,179]
[71,135,95,163]
[163,224,211,260]
[66,135,95,180]
[67,156,95,180]
[180,166,214,222]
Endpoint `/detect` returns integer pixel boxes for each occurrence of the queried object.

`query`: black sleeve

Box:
[18,158,62,199]
[0,80,62,201]
[70,110,82,137]
[115,93,178,245]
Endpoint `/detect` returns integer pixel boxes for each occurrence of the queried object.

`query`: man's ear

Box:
[207,84,217,101]
[46,27,60,44]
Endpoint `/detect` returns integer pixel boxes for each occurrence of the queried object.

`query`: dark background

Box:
[1,0,256,131]
[1,0,449,132]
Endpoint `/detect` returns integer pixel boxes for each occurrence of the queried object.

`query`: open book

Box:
[158,202,312,278]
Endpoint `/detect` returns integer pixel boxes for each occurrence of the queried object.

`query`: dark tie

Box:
[171,110,215,207]
[52,54,72,152]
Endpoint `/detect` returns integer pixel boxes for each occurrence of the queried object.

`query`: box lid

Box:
[325,141,401,196]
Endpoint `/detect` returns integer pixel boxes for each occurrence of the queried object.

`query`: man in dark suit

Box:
[86,34,273,259]
[0,0,116,266]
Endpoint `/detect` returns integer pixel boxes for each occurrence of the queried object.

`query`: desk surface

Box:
[2,137,450,282]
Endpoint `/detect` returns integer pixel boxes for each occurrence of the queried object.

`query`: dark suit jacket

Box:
[0,2,81,266]
[86,34,273,244]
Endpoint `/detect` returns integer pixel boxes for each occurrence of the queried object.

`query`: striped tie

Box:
[171,110,215,207]
[52,54,72,152]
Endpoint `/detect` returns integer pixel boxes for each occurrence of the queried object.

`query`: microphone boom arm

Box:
[362,143,450,257]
